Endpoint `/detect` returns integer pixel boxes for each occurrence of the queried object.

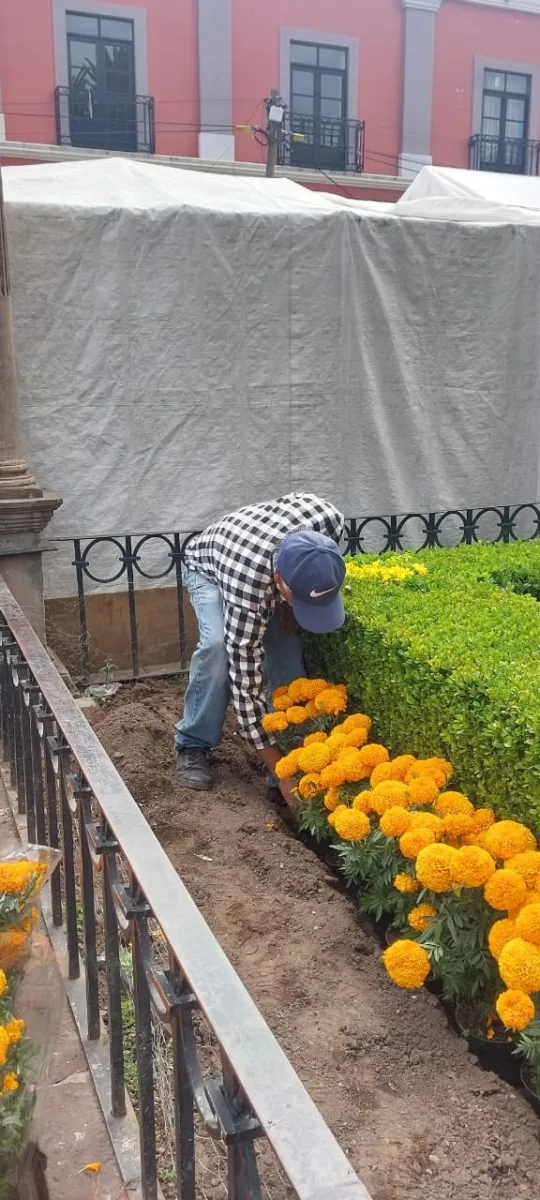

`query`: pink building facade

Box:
[1,0,540,197]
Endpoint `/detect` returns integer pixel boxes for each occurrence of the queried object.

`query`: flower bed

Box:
[305,543,540,836]
[269,674,540,1104]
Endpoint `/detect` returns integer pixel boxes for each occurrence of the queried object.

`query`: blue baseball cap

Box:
[276,530,346,634]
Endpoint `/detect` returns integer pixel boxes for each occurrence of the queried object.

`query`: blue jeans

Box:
[175,568,305,750]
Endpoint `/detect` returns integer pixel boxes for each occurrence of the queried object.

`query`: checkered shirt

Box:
[183,493,344,749]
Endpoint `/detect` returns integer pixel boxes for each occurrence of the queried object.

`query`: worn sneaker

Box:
[175,748,212,791]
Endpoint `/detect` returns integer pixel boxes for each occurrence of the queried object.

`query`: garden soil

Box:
[90,681,540,1200]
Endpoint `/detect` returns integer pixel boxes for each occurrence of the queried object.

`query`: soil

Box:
[90,680,540,1200]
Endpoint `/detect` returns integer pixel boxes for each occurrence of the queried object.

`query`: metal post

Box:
[265,91,285,178]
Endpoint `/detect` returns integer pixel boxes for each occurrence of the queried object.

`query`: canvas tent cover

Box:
[4,158,540,597]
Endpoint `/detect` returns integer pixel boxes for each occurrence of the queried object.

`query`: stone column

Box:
[0,166,62,640]
[399,0,441,179]
[197,0,235,162]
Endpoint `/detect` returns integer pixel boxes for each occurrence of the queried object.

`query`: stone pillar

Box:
[197,0,235,162]
[399,0,441,180]
[0,166,62,640]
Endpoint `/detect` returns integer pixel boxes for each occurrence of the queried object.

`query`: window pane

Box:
[292,69,314,96]
[105,72,133,95]
[66,12,98,36]
[320,73,343,99]
[104,43,131,70]
[100,18,133,41]
[291,42,317,65]
[319,47,346,70]
[482,94,501,120]
[292,93,315,116]
[320,97,343,119]
[484,71,504,91]
[481,118,500,138]
[69,38,97,73]
[506,73,529,94]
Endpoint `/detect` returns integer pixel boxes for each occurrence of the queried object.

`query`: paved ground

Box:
[0,779,128,1200]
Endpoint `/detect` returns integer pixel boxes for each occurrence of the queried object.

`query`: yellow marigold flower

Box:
[1,1071,19,1094]
[485,820,537,862]
[496,989,535,1032]
[389,755,417,782]
[382,939,431,989]
[409,812,444,837]
[0,861,46,895]
[333,808,371,843]
[484,869,527,913]
[303,731,328,746]
[506,851,540,889]
[488,918,517,960]
[408,776,439,806]
[415,843,458,893]
[5,1020,25,1045]
[441,813,476,842]
[423,757,453,783]
[434,792,474,818]
[285,706,309,725]
[327,805,347,829]
[516,903,540,946]
[339,750,372,784]
[0,970,6,998]
[380,807,412,839]
[324,788,341,812]
[298,774,322,801]
[272,692,291,711]
[320,762,348,789]
[262,711,289,734]
[297,743,332,774]
[274,750,301,780]
[359,744,390,770]
[352,791,372,814]
[373,780,409,804]
[472,808,496,834]
[343,727,369,749]
[408,902,437,932]
[499,937,540,993]
[452,846,496,888]
[326,730,347,753]
[393,873,421,894]
[0,931,29,971]
[370,762,393,787]
[287,678,313,703]
[314,688,348,716]
[342,713,372,733]
[0,1027,9,1068]
[304,678,329,700]
[399,828,437,860]
[304,701,318,718]
[407,762,447,789]
[371,791,407,817]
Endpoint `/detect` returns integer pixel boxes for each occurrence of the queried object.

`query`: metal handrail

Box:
[0,576,370,1200]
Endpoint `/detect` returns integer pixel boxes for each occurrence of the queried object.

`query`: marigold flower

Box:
[320,762,348,789]
[304,679,330,700]
[1,1071,19,1094]
[297,743,332,774]
[409,812,444,837]
[389,755,417,781]
[452,846,496,888]
[324,788,341,812]
[382,940,431,989]
[423,757,453,783]
[415,843,457,893]
[262,711,289,734]
[498,937,540,993]
[359,744,390,770]
[327,805,347,829]
[298,774,322,801]
[303,731,328,746]
[326,731,347,754]
[275,751,300,780]
[0,931,29,971]
[0,970,6,998]
[484,869,527,913]
[408,776,439,806]
[5,1020,25,1045]
[506,851,540,889]
[373,780,410,804]
[488,918,517,960]
[333,808,371,843]
[0,861,46,895]
[441,813,476,842]
[515,903,540,946]
[343,727,369,749]
[472,808,496,834]
[399,828,437,860]
[287,678,313,703]
[272,692,291,711]
[407,762,447,789]
[0,1027,9,1068]
[352,791,372,814]
[285,706,309,725]
[314,688,348,716]
[408,902,437,932]
[341,713,372,733]
[339,750,372,784]
[304,701,318,718]
[370,762,394,787]
[380,807,412,838]
[393,873,421,895]
[434,792,474,818]
[496,989,535,1032]
[484,820,537,861]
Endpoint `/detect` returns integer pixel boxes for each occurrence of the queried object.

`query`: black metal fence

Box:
[66,503,540,684]
[281,116,366,173]
[0,577,370,1200]
[54,85,156,154]
[469,133,540,175]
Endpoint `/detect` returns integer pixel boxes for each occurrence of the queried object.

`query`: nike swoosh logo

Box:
[310,587,336,599]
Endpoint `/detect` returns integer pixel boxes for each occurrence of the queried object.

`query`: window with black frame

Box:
[66,11,137,151]
[289,41,348,170]
[480,69,531,173]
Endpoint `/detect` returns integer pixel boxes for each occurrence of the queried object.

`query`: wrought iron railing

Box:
[54,85,155,154]
[469,133,540,175]
[280,116,365,173]
[0,577,369,1200]
[64,503,540,683]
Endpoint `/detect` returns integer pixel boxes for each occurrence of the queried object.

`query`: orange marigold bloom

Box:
[352,791,372,814]
[372,780,409,804]
[488,918,517,960]
[389,755,417,781]
[5,1020,25,1045]
[341,713,372,733]
[409,812,444,837]
[399,828,437,860]
[472,808,496,834]
[319,762,348,789]
[408,776,439,807]
[393,873,421,895]
[0,861,46,895]
[452,846,496,888]
[506,851,540,889]
[379,807,412,838]
[370,762,394,787]
[272,693,291,712]
[434,792,474,818]
[343,727,369,749]
[274,750,301,780]
[314,688,348,716]
[408,903,437,932]
[485,821,537,862]
[0,931,29,971]
[359,744,390,770]
[285,706,309,725]
[303,731,328,746]
[338,750,372,783]
[441,813,476,843]
[298,774,323,801]
[297,743,332,774]
[498,938,540,994]
[262,711,289,734]
[287,678,314,703]
[484,869,527,913]
[333,808,371,843]
[1,1072,19,1094]
[415,844,458,893]
[515,903,540,946]
[324,788,341,812]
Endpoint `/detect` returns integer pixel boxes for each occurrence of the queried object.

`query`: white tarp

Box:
[4,158,540,597]
[401,164,540,211]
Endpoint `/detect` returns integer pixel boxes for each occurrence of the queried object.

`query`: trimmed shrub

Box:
[305,542,540,836]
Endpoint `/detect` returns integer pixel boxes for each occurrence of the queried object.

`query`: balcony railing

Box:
[55,85,155,155]
[0,575,370,1200]
[469,133,540,175]
[280,116,365,174]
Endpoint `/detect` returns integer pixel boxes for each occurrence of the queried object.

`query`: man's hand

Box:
[278,774,301,814]
[257,744,300,813]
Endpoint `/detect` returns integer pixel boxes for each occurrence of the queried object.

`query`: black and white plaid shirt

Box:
[183,493,344,749]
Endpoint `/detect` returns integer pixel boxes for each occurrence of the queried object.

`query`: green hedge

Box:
[305,542,540,836]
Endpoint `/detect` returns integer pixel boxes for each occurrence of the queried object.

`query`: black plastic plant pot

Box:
[521,1065,540,1116]
[456,1003,520,1088]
